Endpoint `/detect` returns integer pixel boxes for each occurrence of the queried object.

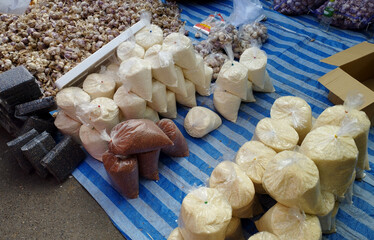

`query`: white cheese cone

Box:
[184,106,222,138]
[216,61,248,100]
[209,161,255,218]
[262,151,335,216]
[300,125,358,197]
[252,71,275,93]
[313,105,370,178]
[79,124,108,162]
[143,106,160,122]
[147,80,168,113]
[270,96,312,144]
[248,232,280,240]
[89,97,120,133]
[160,91,177,119]
[117,41,145,62]
[235,141,277,194]
[168,65,188,97]
[162,33,197,70]
[83,73,116,99]
[176,80,197,108]
[253,118,299,153]
[255,203,322,240]
[213,90,241,123]
[196,65,213,96]
[183,54,205,87]
[104,63,122,89]
[144,44,178,87]
[56,87,91,122]
[135,24,163,50]
[168,228,184,240]
[243,81,256,102]
[113,86,146,120]
[240,47,267,89]
[179,187,232,240]
[225,217,244,240]
[54,110,82,144]
[119,57,152,101]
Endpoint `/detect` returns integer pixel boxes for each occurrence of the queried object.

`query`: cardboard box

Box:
[318,41,374,125]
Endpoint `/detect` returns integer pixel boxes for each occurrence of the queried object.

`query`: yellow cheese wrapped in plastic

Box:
[270,96,312,143]
[184,106,222,138]
[196,65,213,97]
[162,33,197,69]
[167,66,188,97]
[248,232,280,240]
[300,124,358,197]
[135,24,163,50]
[255,203,322,240]
[176,80,196,108]
[216,60,248,100]
[147,80,168,113]
[262,151,334,216]
[56,87,91,122]
[253,118,299,153]
[160,91,177,119]
[225,217,244,240]
[117,41,145,62]
[213,89,241,123]
[243,81,256,103]
[179,187,232,240]
[183,54,206,87]
[235,141,277,194]
[239,47,267,89]
[144,106,160,122]
[83,73,116,99]
[113,86,146,120]
[209,161,255,218]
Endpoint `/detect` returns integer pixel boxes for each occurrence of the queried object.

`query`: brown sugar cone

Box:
[138,149,161,180]
[108,119,173,155]
[157,119,189,157]
[102,151,139,199]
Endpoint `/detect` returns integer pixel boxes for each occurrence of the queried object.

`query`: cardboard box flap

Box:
[321,42,374,67]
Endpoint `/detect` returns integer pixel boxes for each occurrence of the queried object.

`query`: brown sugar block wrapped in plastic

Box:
[157,119,189,157]
[137,149,161,180]
[102,151,139,199]
[108,119,173,156]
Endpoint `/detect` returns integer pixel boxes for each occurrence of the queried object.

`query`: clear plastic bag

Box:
[274,0,326,15]
[0,0,31,15]
[184,106,222,138]
[228,0,266,27]
[238,22,268,50]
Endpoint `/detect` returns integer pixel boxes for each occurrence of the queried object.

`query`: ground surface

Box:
[0,128,124,240]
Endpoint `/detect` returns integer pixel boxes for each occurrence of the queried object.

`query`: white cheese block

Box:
[79,124,108,162]
[147,80,168,113]
[196,65,213,96]
[252,71,275,93]
[83,73,116,99]
[143,106,160,122]
[54,110,82,144]
[253,118,299,153]
[213,90,241,123]
[117,41,145,62]
[162,33,197,70]
[135,24,163,50]
[248,232,280,240]
[235,141,277,194]
[168,228,184,240]
[105,63,122,89]
[184,106,222,138]
[255,203,322,240]
[113,86,146,120]
[270,96,312,143]
[239,47,267,89]
[243,81,256,103]
[263,151,334,216]
[176,80,196,108]
[179,187,232,240]
[216,61,248,100]
[167,66,188,97]
[313,105,371,178]
[183,54,205,87]
[209,161,255,218]
[160,90,177,119]
[144,44,178,87]
[89,97,120,133]
[300,125,358,197]
[56,87,91,122]
[225,217,244,240]
[118,57,152,101]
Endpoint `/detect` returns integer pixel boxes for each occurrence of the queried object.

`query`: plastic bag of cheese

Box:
[239,46,267,89]
[83,73,116,99]
[253,118,299,153]
[209,161,255,218]
[252,71,275,93]
[144,44,178,87]
[167,66,188,98]
[54,110,82,144]
[168,227,184,240]
[300,122,359,198]
[248,232,280,240]
[113,86,146,120]
[196,65,213,97]
[175,80,197,108]
[160,91,177,119]
[179,187,232,240]
[213,88,241,123]
[79,124,108,162]
[270,96,312,143]
[118,57,153,101]
[162,32,197,70]
[56,87,91,122]
[262,151,335,216]
[243,81,256,103]
[144,107,160,122]
[117,38,145,62]
[235,141,277,194]
[104,63,122,90]
[255,203,322,240]
[184,106,222,138]
[135,12,163,50]
[147,80,168,113]
[225,217,245,240]
[313,93,370,179]
[183,54,206,88]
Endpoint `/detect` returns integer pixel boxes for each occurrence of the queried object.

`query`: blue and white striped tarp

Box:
[72,1,374,239]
